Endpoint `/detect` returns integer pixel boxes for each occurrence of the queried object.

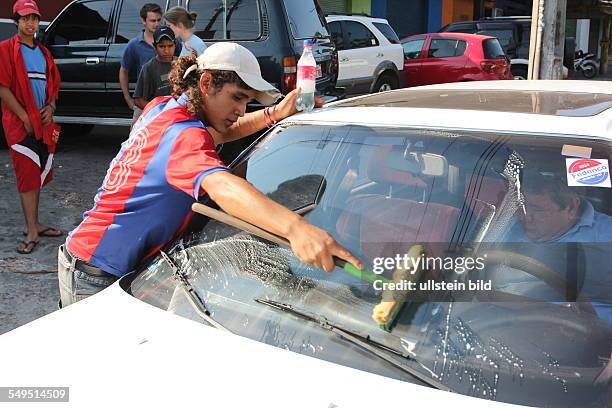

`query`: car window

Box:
[343,21,379,49]
[427,38,464,58]
[283,0,330,40]
[0,19,17,41]
[455,39,467,56]
[48,0,113,45]
[189,0,262,40]
[402,38,425,60]
[372,22,400,44]
[477,29,515,52]
[483,38,505,59]
[517,22,531,59]
[115,0,153,44]
[328,21,345,51]
[132,124,612,407]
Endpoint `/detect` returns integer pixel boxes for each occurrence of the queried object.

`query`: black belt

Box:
[61,246,115,278]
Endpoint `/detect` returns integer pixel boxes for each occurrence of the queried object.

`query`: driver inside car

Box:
[498,172,612,323]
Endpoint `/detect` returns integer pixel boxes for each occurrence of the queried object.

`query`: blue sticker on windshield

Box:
[566,158,611,187]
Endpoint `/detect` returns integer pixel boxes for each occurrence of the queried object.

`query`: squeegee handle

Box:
[190,203,382,281]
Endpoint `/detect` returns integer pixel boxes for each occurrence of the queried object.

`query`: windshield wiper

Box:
[255,298,451,392]
[159,250,230,332]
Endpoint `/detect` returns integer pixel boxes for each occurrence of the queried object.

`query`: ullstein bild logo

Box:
[566,158,611,188]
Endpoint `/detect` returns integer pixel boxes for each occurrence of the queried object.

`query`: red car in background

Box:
[401,32,513,87]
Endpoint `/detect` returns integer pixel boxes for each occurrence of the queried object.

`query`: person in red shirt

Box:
[59,42,363,307]
[0,0,62,254]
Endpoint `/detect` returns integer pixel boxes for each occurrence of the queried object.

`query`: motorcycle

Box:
[574,50,600,79]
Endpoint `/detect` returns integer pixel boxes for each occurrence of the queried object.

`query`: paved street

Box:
[0,126,129,334]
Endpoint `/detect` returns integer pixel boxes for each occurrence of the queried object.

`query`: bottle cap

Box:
[304,39,313,47]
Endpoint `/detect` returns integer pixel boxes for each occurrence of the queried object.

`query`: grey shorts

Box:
[57,245,118,308]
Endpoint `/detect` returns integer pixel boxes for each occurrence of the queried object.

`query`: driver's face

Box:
[519,191,579,242]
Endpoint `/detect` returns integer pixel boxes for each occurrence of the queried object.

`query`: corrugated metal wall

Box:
[319,0,349,14]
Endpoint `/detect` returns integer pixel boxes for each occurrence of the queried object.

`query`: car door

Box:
[43,0,115,117]
[401,36,427,87]
[328,20,349,89]
[419,37,467,85]
[339,20,379,95]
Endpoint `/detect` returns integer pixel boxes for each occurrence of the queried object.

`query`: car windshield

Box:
[132,124,612,407]
[282,0,329,39]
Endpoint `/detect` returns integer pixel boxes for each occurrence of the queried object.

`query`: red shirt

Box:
[0,35,60,148]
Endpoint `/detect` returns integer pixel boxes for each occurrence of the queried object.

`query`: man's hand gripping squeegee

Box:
[191,203,387,286]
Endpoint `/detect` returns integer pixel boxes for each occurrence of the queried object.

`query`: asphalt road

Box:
[0,126,129,335]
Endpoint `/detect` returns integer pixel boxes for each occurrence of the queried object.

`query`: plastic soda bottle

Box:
[296,39,316,112]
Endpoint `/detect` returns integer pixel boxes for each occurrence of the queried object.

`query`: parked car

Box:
[439,16,531,79]
[36,0,339,159]
[401,32,512,87]
[439,17,574,80]
[326,14,404,95]
[1,80,611,407]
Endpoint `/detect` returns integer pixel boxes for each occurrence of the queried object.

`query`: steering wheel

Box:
[481,249,597,314]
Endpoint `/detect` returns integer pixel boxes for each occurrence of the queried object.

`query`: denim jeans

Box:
[57,245,118,308]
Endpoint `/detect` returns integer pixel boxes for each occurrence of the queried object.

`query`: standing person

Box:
[164,6,207,57]
[58,42,361,307]
[119,3,180,120]
[0,0,62,255]
[133,26,176,110]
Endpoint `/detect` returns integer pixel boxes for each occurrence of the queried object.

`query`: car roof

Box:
[286,81,612,139]
[401,32,496,42]
[325,14,390,24]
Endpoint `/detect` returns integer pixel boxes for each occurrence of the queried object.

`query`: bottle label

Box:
[298,65,316,82]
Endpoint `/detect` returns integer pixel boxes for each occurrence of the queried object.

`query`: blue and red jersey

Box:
[66,94,228,276]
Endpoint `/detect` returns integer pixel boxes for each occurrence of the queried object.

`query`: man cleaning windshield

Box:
[59,43,362,307]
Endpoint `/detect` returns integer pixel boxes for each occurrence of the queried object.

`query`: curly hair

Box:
[168,56,252,115]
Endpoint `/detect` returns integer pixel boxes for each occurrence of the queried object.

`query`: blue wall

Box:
[427,0,443,32]
[371,0,387,18]
[372,0,442,37]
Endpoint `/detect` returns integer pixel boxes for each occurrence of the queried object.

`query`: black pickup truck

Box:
[38,0,339,130]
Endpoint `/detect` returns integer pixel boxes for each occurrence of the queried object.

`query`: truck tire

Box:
[512,66,528,80]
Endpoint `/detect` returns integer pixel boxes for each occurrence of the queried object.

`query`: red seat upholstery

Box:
[337,195,460,261]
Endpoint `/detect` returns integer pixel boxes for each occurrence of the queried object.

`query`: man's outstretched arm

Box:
[201,170,362,272]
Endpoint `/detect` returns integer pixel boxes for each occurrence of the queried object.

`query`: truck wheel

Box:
[374,73,398,93]
[512,66,527,80]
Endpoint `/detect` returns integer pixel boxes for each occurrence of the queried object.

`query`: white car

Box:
[1,81,611,407]
[326,14,404,95]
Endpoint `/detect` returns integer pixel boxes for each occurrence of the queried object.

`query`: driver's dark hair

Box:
[140,3,162,20]
[168,55,252,115]
[522,173,579,209]
[13,12,40,23]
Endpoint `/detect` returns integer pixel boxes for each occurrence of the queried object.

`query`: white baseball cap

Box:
[186,42,281,105]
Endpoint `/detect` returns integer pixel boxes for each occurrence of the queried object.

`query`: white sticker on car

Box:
[566,158,611,188]
[561,144,592,158]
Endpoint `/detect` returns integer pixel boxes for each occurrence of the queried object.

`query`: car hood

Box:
[0,280,511,407]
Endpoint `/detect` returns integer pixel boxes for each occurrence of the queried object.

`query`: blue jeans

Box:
[57,245,118,308]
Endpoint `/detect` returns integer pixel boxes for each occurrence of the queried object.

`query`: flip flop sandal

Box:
[17,240,39,254]
[22,228,63,237]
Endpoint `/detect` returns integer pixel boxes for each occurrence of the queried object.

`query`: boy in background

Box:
[0,0,62,254]
[133,26,176,112]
